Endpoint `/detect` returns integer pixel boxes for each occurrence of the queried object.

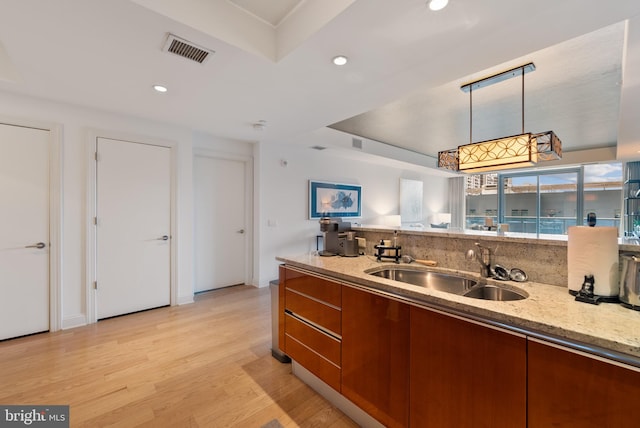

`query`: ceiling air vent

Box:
[163,34,214,64]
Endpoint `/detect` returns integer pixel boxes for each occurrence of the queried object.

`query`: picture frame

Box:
[309,180,362,219]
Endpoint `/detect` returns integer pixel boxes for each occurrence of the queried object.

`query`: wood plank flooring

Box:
[0,285,358,428]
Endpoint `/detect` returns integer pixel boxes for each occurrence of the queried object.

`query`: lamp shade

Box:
[457,133,538,172]
[438,149,458,171]
[382,215,402,227]
[436,63,562,173]
[533,130,562,161]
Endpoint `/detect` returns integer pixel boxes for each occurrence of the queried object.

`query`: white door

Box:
[96,138,171,319]
[0,124,50,340]
[194,156,246,292]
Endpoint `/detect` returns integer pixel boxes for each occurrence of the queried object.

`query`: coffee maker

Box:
[318,217,353,256]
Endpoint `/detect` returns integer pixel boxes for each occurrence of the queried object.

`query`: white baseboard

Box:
[61,314,86,330]
[176,295,194,305]
[291,361,384,428]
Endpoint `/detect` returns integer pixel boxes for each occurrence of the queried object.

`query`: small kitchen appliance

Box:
[619,254,640,310]
[318,217,351,256]
[343,231,359,257]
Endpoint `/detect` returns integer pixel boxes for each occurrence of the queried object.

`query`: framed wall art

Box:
[309,180,362,219]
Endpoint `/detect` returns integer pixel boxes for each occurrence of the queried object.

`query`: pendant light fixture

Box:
[438,63,562,173]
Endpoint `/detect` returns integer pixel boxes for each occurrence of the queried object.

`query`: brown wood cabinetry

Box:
[342,285,410,428]
[410,306,527,428]
[280,265,639,428]
[528,339,640,428]
[280,267,342,391]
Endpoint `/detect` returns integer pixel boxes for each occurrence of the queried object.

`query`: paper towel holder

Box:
[575,275,600,305]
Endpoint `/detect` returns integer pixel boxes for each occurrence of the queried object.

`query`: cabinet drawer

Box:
[285,289,341,335]
[284,268,341,307]
[285,313,341,365]
[285,332,341,391]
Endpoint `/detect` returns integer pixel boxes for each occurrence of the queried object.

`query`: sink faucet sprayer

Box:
[466,242,492,278]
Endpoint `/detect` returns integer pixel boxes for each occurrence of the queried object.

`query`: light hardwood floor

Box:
[0,285,358,428]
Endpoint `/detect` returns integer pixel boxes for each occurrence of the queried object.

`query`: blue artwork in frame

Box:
[309,180,362,219]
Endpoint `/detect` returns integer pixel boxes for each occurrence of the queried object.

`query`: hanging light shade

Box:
[438,63,562,172]
[533,130,562,161]
[457,133,537,172]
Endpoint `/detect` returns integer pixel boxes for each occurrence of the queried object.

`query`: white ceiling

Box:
[1,0,640,162]
[227,0,304,27]
[331,22,626,156]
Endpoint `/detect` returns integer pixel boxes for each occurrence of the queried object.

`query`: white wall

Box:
[0,90,450,327]
[256,139,449,286]
[0,91,252,329]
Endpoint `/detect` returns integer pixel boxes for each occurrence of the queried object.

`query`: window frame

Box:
[498,166,583,235]
[464,162,622,236]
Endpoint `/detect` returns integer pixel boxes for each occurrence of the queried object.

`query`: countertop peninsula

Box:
[276,253,640,367]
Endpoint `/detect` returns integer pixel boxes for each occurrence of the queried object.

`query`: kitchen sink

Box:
[367,267,528,301]
[368,268,477,294]
[463,284,528,301]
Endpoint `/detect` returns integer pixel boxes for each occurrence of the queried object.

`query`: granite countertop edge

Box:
[276,253,640,367]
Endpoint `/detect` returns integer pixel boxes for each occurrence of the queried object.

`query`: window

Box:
[464,163,622,235]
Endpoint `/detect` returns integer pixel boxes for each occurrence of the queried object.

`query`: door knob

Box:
[25,242,46,249]
[158,235,169,241]
[237,229,245,234]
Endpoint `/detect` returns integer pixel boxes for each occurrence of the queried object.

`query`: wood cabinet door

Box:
[410,306,526,428]
[278,265,286,353]
[342,286,410,428]
[528,339,640,428]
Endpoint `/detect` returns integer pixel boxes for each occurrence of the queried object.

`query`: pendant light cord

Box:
[521,65,525,134]
[469,85,473,145]
[468,64,527,144]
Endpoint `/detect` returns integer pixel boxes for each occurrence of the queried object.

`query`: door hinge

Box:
[94,217,97,225]
[94,152,98,161]
[93,281,98,290]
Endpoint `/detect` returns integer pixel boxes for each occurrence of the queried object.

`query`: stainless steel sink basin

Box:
[368,267,528,301]
[463,284,528,301]
[369,268,477,294]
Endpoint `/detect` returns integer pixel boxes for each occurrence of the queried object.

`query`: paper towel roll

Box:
[567,226,619,296]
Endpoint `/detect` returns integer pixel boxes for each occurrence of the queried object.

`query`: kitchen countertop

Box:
[276,253,640,367]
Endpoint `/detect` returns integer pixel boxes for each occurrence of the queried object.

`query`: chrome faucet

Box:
[465,242,492,278]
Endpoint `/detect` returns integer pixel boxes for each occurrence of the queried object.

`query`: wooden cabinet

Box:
[410,306,527,428]
[280,265,640,428]
[342,286,410,428]
[280,267,342,391]
[528,339,640,428]
[277,265,286,355]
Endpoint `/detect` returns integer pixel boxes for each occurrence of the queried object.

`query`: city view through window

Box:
[465,163,623,235]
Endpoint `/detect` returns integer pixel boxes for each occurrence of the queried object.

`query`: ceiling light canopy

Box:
[428,0,449,11]
[438,63,562,173]
[332,55,348,66]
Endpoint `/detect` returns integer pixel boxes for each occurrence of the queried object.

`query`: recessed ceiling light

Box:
[153,85,168,93]
[332,55,348,66]
[428,0,449,11]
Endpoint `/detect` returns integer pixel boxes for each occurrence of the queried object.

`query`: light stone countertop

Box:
[276,253,640,367]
